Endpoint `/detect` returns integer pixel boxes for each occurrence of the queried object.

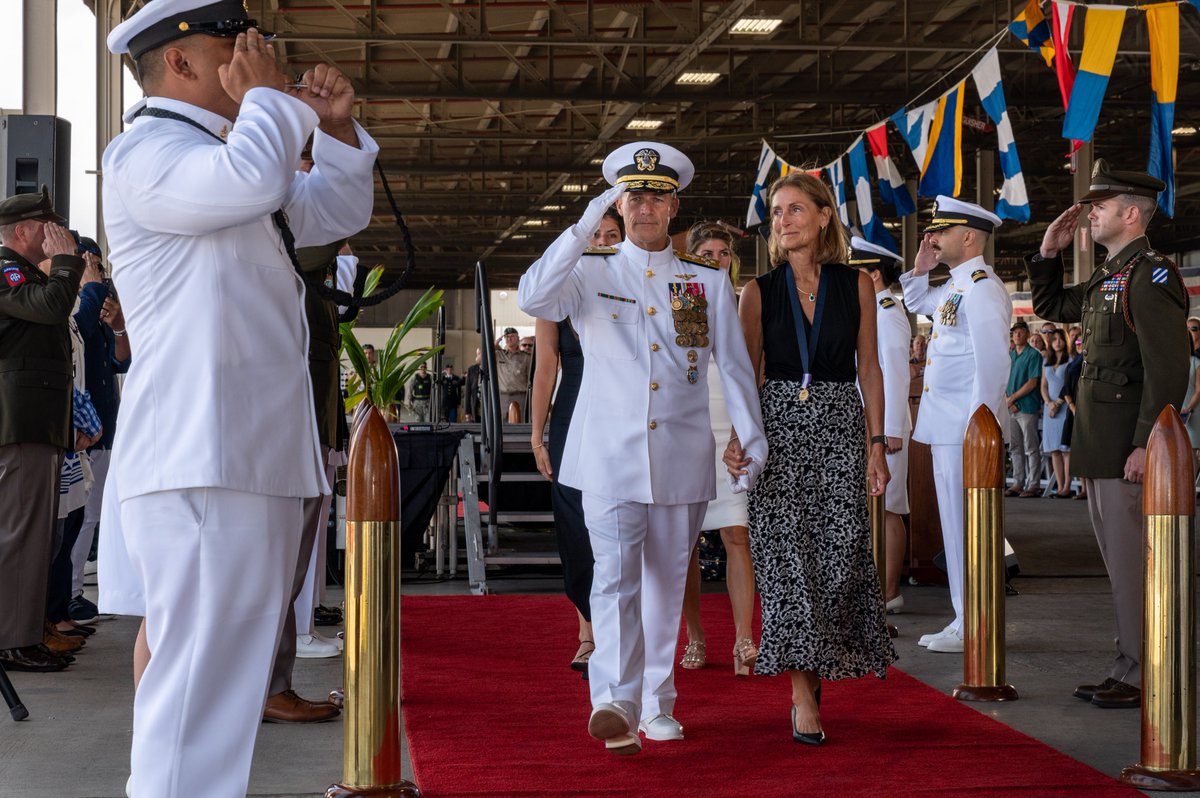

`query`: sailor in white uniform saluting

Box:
[101,2,378,795]
[899,197,1012,654]
[849,236,913,613]
[518,142,767,755]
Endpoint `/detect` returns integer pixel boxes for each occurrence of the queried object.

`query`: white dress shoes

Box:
[927,629,964,653]
[296,633,340,659]
[638,713,684,741]
[588,702,641,755]
[885,595,904,614]
[918,623,957,647]
[313,631,343,651]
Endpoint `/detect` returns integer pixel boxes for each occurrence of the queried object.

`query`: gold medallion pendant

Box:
[798,388,810,402]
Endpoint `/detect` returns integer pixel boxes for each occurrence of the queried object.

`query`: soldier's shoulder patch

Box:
[971,269,987,283]
[675,251,719,269]
[878,297,896,309]
[2,264,25,287]
[583,246,618,257]
[1151,265,1169,284]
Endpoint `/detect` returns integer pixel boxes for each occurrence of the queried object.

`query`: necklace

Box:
[796,286,817,302]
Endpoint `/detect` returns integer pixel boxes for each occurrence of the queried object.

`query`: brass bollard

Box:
[867,489,897,638]
[953,406,1018,702]
[327,405,420,798]
[1120,406,1200,790]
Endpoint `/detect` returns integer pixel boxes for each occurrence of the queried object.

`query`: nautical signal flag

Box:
[1009,0,1054,68]
[971,48,1030,222]
[827,157,853,232]
[1062,6,1126,142]
[1050,2,1082,153]
[892,81,965,199]
[1145,2,1178,217]
[865,123,916,217]
[847,135,898,252]
[746,140,776,228]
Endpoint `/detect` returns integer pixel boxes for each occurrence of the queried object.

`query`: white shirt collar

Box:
[619,237,679,266]
[948,255,987,283]
[143,97,234,141]
[875,287,895,301]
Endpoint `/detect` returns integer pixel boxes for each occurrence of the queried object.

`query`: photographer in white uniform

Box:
[101,2,378,795]
[519,142,767,755]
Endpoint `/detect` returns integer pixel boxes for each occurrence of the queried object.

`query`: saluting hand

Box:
[911,234,938,276]
[1040,204,1084,260]
[41,223,77,259]
[218,28,288,106]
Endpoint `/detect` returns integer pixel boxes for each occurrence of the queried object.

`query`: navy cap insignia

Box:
[879,297,896,309]
[634,148,659,172]
[971,269,987,283]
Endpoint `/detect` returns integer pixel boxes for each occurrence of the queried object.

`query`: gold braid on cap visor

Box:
[615,175,679,191]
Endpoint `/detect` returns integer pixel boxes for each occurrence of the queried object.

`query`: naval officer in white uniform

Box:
[849,236,913,613]
[518,142,767,755]
[101,2,378,795]
[899,197,1011,654]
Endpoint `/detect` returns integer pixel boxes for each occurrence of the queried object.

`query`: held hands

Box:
[218,28,288,106]
[41,223,77,259]
[911,234,938,276]
[1040,204,1084,260]
[574,184,626,241]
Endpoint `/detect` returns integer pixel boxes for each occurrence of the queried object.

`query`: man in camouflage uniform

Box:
[1027,160,1189,710]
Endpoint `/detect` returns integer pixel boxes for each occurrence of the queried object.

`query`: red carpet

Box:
[401,594,1136,797]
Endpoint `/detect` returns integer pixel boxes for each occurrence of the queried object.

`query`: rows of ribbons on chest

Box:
[596,280,708,385]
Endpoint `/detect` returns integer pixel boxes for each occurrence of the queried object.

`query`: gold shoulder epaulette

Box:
[879,297,896,309]
[583,246,618,257]
[675,251,719,269]
[971,269,987,283]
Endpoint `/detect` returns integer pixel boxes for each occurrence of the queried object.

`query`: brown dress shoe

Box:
[43,623,85,654]
[1091,680,1141,708]
[263,690,341,724]
[1073,677,1119,701]
[0,645,71,672]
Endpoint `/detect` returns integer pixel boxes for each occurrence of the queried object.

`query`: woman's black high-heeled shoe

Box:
[791,704,825,746]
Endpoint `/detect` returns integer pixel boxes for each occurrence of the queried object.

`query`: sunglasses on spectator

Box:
[520,344,533,350]
[1190,326,1200,332]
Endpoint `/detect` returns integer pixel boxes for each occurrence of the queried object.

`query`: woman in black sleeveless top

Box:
[529,210,622,675]
[730,172,895,745]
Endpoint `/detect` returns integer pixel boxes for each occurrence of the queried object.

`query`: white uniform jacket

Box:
[900,257,1011,446]
[518,227,767,505]
[876,289,913,440]
[102,90,379,500]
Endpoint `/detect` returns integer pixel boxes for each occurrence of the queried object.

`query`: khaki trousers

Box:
[1085,478,1143,685]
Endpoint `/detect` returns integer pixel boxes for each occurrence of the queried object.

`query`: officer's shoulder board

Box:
[878,297,896,309]
[970,269,988,283]
[1,260,25,287]
[582,246,618,257]
[675,251,720,270]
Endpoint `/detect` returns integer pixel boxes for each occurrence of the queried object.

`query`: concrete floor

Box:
[2,493,1197,797]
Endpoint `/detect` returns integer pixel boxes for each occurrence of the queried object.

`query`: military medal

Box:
[670,281,709,352]
[686,350,698,363]
[783,267,826,405]
[687,366,699,384]
[937,291,962,327]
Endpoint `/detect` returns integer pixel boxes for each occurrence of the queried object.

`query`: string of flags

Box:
[748,0,1196,240]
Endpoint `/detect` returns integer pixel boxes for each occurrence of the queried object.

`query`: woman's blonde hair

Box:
[765,172,848,266]
[685,221,739,285]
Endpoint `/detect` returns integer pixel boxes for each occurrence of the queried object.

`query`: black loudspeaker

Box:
[0,115,71,223]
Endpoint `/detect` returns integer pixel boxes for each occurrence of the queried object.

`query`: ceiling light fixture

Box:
[511,234,529,240]
[676,71,721,85]
[522,219,548,227]
[562,183,587,192]
[540,204,565,212]
[626,118,664,131]
[1172,125,1198,136]
[730,17,783,35]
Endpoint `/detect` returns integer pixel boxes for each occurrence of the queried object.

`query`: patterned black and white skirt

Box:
[748,379,897,680]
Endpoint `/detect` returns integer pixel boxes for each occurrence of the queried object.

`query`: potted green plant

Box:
[341,281,445,423]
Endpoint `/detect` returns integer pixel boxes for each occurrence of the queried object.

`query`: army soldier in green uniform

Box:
[0,187,86,672]
[1027,160,1189,709]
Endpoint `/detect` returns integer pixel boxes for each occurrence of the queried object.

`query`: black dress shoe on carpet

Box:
[1073,677,1119,702]
[314,605,343,626]
[0,645,70,672]
[1091,681,1140,708]
[791,705,825,746]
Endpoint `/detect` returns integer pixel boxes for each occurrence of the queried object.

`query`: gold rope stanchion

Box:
[1120,406,1200,790]
[868,489,898,638]
[953,405,1017,703]
[327,405,420,798]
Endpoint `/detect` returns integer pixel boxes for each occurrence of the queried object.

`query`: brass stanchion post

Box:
[1120,406,1200,790]
[327,405,420,798]
[953,406,1018,702]
[868,489,898,638]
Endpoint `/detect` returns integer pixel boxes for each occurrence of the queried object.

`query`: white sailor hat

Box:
[602,142,694,193]
[108,0,272,60]
[923,195,1002,234]
[848,236,902,268]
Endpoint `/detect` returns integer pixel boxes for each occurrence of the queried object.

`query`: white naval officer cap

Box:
[602,142,694,193]
[848,236,902,267]
[923,195,1002,234]
[108,0,272,60]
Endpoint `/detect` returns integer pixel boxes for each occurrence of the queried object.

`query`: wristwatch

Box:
[869,435,888,447]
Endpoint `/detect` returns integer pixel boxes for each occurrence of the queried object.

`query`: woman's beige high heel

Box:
[733,638,758,677]
[680,640,707,669]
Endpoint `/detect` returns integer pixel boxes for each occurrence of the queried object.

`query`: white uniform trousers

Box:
[71,447,111,596]
[293,457,338,635]
[581,494,706,722]
[930,445,966,632]
[884,437,910,516]
[122,487,302,798]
